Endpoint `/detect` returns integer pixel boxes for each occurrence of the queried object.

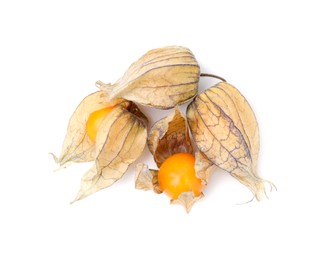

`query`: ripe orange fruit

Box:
[158,153,204,199]
[86,106,115,143]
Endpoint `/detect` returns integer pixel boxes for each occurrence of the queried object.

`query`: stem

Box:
[200,73,226,82]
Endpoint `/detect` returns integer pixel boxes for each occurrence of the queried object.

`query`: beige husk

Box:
[187,82,275,201]
[171,192,204,213]
[96,46,200,109]
[135,108,214,212]
[135,163,161,194]
[52,91,148,201]
[51,91,124,168]
[148,107,193,167]
[72,105,147,202]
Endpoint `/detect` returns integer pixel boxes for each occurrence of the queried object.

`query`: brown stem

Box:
[200,73,226,82]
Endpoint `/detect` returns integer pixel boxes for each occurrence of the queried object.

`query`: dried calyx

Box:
[135,108,215,212]
[147,108,193,167]
[187,82,275,201]
[52,91,148,202]
[96,46,200,109]
[51,91,124,167]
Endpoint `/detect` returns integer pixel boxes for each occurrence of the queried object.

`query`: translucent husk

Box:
[72,103,148,202]
[51,91,125,167]
[187,82,275,201]
[96,46,200,109]
[52,91,148,201]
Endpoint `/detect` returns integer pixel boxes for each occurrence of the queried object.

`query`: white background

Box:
[1,0,322,259]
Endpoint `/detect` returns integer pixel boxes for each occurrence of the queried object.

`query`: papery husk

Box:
[135,163,161,194]
[72,103,148,202]
[96,46,200,109]
[148,107,193,167]
[51,91,124,168]
[135,108,214,212]
[171,192,204,213]
[187,82,274,201]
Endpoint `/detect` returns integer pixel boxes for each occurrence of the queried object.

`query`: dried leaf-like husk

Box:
[97,46,200,109]
[51,91,123,167]
[171,192,204,213]
[137,109,210,212]
[135,163,162,194]
[148,107,193,167]
[187,82,273,200]
[72,104,148,202]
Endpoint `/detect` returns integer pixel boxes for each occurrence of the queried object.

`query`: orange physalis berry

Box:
[86,106,115,143]
[158,153,205,199]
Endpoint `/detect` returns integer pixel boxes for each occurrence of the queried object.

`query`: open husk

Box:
[187,82,274,200]
[148,107,193,167]
[96,46,200,109]
[135,108,214,212]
